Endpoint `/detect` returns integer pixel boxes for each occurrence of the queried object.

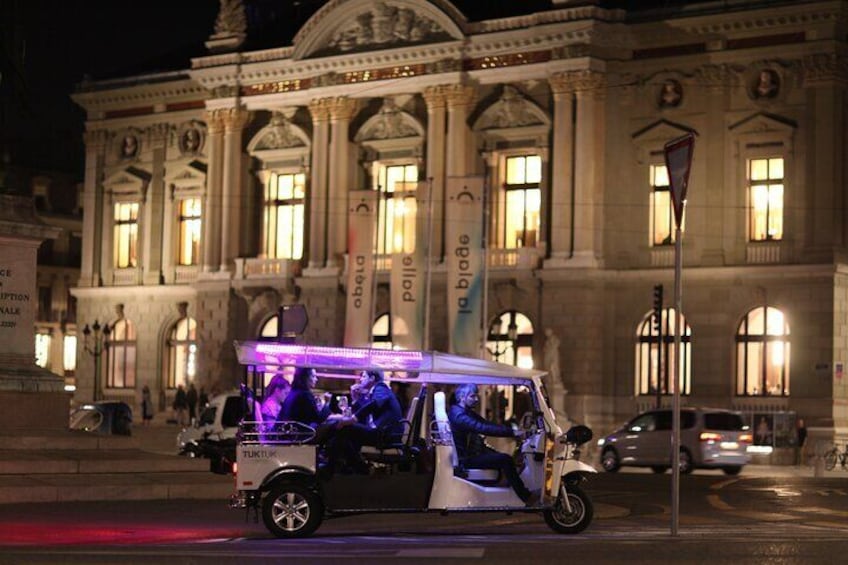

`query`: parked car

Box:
[177,391,242,473]
[69,401,133,436]
[597,407,752,475]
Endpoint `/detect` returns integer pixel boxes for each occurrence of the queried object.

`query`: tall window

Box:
[635,308,692,396]
[107,318,136,388]
[35,332,51,368]
[736,306,789,396]
[263,172,305,259]
[486,310,534,369]
[503,155,541,248]
[748,157,784,241]
[114,202,139,268]
[375,164,418,256]
[371,313,393,349]
[178,198,202,266]
[63,334,77,374]
[650,164,675,246]
[167,317,197,389]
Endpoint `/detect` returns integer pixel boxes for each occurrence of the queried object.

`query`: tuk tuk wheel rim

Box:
[270,491,311,532]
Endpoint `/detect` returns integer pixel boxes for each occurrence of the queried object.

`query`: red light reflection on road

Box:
[0,520,239,546]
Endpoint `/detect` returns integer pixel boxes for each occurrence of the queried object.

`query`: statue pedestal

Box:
[0,194,66,430]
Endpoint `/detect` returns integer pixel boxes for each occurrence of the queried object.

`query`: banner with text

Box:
[390,181,430,350]
[344,190,377,347]
[445,176,484,356]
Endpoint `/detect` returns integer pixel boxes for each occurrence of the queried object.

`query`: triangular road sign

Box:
[663,133,695,228]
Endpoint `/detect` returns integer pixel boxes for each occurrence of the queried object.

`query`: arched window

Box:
[736,306,789,396]
[107,318,137,388]
[371,313,393,349]
[167,317,197,389]
[486,310,534,368]
[635,308,692,396]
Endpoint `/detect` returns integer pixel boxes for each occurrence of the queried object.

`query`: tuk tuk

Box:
[229,341,596,538]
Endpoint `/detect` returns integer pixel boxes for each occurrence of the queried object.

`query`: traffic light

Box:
[652,284,664,334]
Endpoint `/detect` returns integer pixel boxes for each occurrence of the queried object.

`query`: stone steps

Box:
[0,425,233,505]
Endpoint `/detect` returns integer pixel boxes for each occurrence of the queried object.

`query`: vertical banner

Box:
[390,181,430,350]
[344,190,377,347]
[445,176,484,356]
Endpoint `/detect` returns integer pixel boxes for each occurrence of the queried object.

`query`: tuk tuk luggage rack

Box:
[238,420,317,445]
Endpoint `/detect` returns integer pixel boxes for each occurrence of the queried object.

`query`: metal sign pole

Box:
[671,222,683,536]
[663,131,694,538]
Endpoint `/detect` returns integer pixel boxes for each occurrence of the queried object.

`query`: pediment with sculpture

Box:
[295,0,462,59]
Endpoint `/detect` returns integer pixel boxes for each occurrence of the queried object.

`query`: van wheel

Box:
[678,449,693,474]
[601,449,620,473]
[722,466,742,476]
[262,484,323,538]
[544,484,593,534]
[651,466,668,474]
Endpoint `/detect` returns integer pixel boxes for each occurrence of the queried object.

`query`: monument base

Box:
[0,365,69,430]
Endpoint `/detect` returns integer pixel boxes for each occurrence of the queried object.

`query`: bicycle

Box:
[824,443,848,471]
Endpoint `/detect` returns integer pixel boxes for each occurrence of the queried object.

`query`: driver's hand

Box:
[513,429,526,441]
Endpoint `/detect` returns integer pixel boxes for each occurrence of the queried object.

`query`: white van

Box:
[177,391,242,456]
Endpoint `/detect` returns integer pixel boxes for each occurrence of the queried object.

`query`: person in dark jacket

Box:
[277,367,331,428]
[448,383,535,505]
[329,369,403,473]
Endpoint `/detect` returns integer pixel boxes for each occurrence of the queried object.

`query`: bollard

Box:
[814,455,824,477]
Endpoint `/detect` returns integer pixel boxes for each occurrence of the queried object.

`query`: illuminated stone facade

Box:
[71,0,848,449]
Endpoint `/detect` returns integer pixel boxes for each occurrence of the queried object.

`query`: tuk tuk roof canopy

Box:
[233,341,546,384]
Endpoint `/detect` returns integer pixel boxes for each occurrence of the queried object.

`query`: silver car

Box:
[598,407,752,475]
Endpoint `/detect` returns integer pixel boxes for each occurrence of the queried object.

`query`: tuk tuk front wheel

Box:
[544,484,593,534]
[262,483,323,538]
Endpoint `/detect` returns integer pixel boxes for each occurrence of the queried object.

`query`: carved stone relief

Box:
[476,86,545,130]
[356,99,419,141]
[177,121,206,155]
[326,2,447,53]
[254,113,305,150]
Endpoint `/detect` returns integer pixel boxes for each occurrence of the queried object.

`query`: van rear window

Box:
[704,412,744,431]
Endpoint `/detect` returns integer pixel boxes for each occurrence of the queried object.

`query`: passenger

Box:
[329,369,403,473]
[277,367,332,429]
[260,373,291,423]
[448,383,538,505]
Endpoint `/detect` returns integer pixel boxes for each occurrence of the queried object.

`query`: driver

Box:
[448,384,538,505]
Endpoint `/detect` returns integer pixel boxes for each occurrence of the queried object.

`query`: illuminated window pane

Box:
[168,317,197,389]
[635,308,692,396]
[35,333,51,368]
[503,155,541,249]
[748,157,784,241]
[264,172,306,259]
[736,306,790,397]
[114,202,139,268]
[371,313,393,349]
[178,198,202,266]
[486,311,534,368]
[375,164,418,257]
[63,335,77,372]
[107,319,137,388]
[650,164,676,246]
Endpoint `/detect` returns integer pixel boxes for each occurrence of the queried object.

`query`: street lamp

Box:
[82,320,111,402]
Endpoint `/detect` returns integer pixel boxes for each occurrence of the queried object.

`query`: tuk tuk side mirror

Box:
[565,424,593,446]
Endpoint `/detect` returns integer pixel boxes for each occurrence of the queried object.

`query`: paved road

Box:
[1,468,847,564]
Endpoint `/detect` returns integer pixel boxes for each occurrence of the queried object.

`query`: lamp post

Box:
[82,320,110,402]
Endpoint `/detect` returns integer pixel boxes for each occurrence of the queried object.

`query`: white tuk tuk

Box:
[229,341,597,538]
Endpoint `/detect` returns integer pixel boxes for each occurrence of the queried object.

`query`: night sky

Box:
[1,0,218,176]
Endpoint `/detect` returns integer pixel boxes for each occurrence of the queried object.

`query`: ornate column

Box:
[79,129,108,287]
[219,107,250,272]
[423,86,447,261]
[445,85,475,177]
[142,123,170,284]
[202,110,225,273]
[307,98,332,271]
[571,70,605,267]
[327,97,358,269]
[545,73,576,266]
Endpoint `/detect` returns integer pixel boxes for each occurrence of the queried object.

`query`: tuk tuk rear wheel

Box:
[544,484,593,534]
[262,483,323,538]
